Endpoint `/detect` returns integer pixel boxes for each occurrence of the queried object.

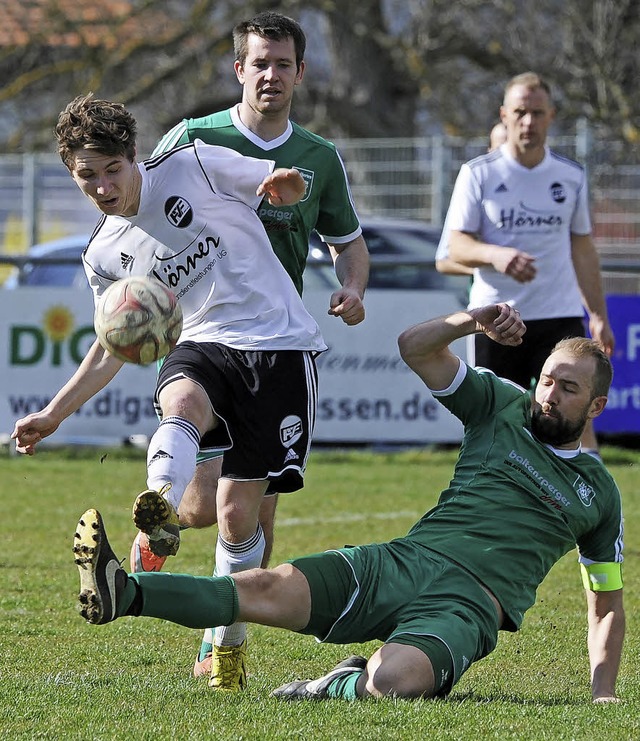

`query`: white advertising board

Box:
[0,288,464,446]
[304,290,465,443]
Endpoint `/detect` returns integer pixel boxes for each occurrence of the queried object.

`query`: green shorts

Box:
[291,538,500,694]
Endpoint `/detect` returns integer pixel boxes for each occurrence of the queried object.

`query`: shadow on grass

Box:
[448,690,583,706]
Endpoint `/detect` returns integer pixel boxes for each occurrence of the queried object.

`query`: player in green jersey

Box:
[74,303,624,703]
[134,11,369,690]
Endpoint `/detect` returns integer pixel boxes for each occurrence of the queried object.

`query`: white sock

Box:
[213,525,265,647]
[146,415,200,511]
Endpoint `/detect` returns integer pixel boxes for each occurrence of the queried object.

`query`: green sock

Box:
[129,573,239,628]
[326,671,363,700]
[118,577,140,617]
[198,629,213,662]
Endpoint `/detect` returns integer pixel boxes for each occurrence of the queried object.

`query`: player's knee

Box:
[177,477,218,528]
[217,499,260,540]
[159,379,214,432]
[177,500,216,528]
[363,664,434,699]
[364,646,437,699]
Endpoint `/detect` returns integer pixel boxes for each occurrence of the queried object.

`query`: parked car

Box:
[2,234,91,289]
[308,217,469,301]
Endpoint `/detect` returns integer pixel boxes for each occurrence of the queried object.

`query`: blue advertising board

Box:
[595,295,640,434]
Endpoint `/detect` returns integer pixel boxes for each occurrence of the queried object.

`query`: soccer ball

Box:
[94,276,183,365]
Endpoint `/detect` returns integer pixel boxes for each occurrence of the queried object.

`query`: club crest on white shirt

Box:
[550,181,566,203]
[164,196,193,228]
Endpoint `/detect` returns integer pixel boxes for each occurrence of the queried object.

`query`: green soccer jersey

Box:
[406,362,624,631]
[153,106,362,295]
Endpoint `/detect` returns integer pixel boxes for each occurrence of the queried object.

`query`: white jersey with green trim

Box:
[406,361,623,631]
[82,141,326,352]
[444,145,592,320]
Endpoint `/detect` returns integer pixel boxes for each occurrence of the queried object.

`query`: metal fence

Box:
[334,130,640,260]
[1,127,639,261]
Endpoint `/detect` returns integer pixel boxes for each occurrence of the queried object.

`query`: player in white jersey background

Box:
[150,11,369,687]
[441,72,613,459]
[11,94,327,692]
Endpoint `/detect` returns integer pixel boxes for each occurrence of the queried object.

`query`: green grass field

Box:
[1,446,639,740]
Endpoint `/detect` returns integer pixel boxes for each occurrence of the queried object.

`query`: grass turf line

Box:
[1,447,639,739]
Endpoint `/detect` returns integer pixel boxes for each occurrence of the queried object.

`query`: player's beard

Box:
[531,403,590,447]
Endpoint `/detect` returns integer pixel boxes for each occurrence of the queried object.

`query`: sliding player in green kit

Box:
[74,303,624,703]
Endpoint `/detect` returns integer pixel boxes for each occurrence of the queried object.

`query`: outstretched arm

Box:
[326,234,369,326]
[398,303,525,390]
[586,588,625,703]
[12,338,124,454]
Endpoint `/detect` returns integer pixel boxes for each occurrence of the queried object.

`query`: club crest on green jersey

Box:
[574,477,595,507]
[295,168,314,202]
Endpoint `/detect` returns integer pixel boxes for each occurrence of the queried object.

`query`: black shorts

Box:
[474,316,586,389]
[155,341,318,493]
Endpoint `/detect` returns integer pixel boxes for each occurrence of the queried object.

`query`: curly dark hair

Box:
[233,11,306,70]
[56,93,137,170]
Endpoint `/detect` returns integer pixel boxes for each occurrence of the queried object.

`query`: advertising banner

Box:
[3,289,637,446]
[593,295,640,434]
[304,290,466,443]
[0,288,466,446]
[1,288,158,445]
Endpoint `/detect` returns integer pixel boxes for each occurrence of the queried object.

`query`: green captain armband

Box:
[580,562,623,592]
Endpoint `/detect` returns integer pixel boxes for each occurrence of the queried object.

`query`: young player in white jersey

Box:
[442,72,613,459]
[12,96,328,689]
[83,140,323,352]
[147,11,369,689]
[72,303,624,704]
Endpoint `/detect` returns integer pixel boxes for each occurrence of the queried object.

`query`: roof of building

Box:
[1,0,166,49]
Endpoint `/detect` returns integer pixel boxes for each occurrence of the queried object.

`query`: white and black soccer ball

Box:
[94,276,183,365]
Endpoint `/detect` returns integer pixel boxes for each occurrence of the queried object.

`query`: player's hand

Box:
[492,247,536,283]
[471,303,526,346]
[11,413,60,455]
[328,287,365,325]
[257,168,305,206]
[588,315,615,357]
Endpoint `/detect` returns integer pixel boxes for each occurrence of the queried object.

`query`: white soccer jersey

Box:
[445,145,592,320]
[82,141,326,352]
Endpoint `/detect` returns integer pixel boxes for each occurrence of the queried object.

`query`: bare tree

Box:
[1,0,639,152]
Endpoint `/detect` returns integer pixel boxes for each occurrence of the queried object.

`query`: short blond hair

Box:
[551,337,613,398]
[504,72,552,104]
